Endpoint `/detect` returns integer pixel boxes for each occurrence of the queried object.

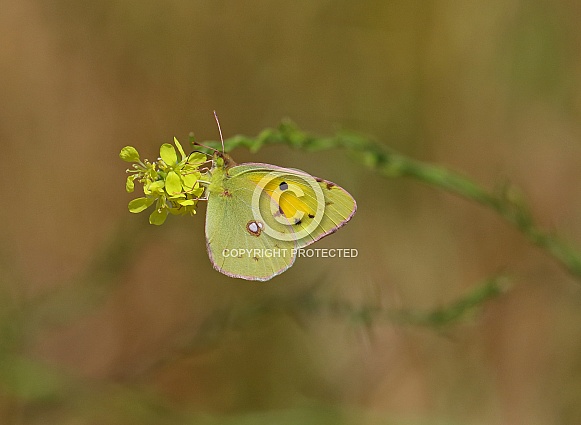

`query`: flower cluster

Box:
[120,138,209,225]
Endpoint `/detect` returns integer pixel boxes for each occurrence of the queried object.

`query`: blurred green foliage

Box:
[3,0,581,424]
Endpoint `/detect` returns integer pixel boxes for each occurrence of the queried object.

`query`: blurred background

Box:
[2,0,581,424]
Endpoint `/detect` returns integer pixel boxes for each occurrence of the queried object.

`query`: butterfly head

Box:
[213,151,237,170]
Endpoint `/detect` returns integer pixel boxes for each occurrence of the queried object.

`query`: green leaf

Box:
[160,143,178,165]
[177,199,196,206]
[125,175,136,193]
[194,186,205,196]
[128,197,154,213]
[187,152,207,165]
[149,208,168,225]
[165,171,182,195]
[145,180,165,195]
[173,137,186,160]
[119,146,140,162]
[168,193,185,199]
[182,173,198,191]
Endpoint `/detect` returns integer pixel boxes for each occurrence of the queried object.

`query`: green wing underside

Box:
[205,182,297,282]
[205,163,357,281]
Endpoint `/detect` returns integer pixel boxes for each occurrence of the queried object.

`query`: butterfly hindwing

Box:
[205,165,297,281]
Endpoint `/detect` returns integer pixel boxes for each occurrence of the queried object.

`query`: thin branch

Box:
[202,120,581,280]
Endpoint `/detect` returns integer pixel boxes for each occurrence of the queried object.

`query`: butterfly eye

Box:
[279,181,288,191]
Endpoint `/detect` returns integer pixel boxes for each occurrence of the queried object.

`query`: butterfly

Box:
[121,113,356,281]
[202,114,357,281]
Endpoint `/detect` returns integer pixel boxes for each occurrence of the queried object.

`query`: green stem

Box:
[208,120,581,281]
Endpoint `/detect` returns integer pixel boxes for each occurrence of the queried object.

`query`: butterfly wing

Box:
[205,165,298,281]
[296,174,357,248]
[230,163,357,249]
[205,163,356,281]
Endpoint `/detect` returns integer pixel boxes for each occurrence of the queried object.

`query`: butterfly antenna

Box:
[192,141,219,153]
[213,110,225,154]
